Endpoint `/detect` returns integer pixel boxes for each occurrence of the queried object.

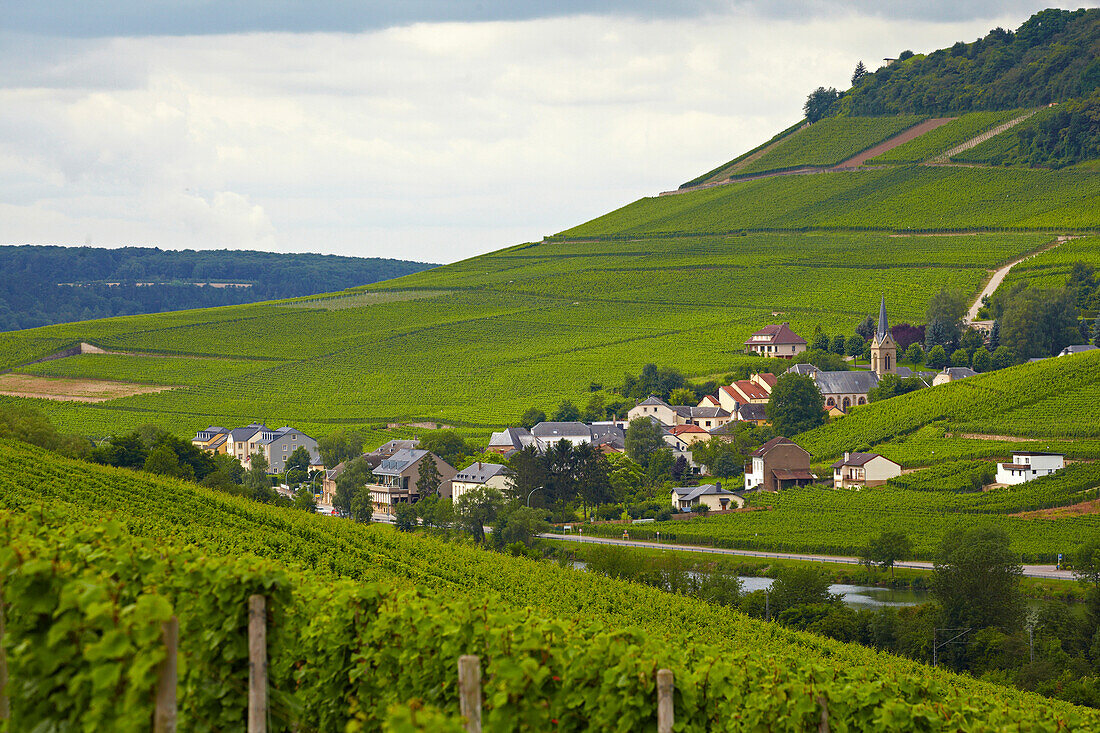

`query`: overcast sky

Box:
[0,2,1094,263]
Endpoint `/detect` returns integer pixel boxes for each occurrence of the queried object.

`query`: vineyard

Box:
[867,110,1029,164]
[586,461,1100,561]
[734,115,926,175]
[1,438,1097,729]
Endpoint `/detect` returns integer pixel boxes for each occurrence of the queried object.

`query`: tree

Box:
[847,334,866,362]
[293,486,317,513]
[867,374,924,402]
[333,456,373,520]
[926,344,949,369]
[583,393,606,422]
[520,407,546,430]
[668,387,696,406]
[891,323,924,351]
[860,530,912,578]
[831,334,847,355]
[851,60,869,86]
[394,503,418,532]
[349,492,373,523]
[553,400,581,422]
[507,445,549,506]
[201,453,246,493]
[574,442,613,519]
[959,328,985,355]
[494,505,550,549]
[1092,315,1100,347]
[951,348,970,367]
[646,447,675,483]
[766,373,826,436]
[931,525,1023,634]
[989,319,1001,349]
[671,455,688,481]
[0,404,89,458]
[625,417,667,466]
[692,435,749,477]
[905,342,924,364]
[417,430,473,468]
[286,446,311,474]
[454,485,505,543]
[855,314,876,341]
[91,432,148,469]
[144,443,192,480]
[810,329,830,351]
[769,566,837,614]
[991,345,1016,370]
[972,346,992,372]
[416,454,442,496]
[317,429,364,469]
[244,453,275,503]
[925,288,967,351]
[804,86,840,123]
[791,349,849,371]
[1000,287,1080,360]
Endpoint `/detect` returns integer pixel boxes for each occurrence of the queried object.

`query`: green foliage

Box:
[951,348,970,367]
[932,525,1024,645]
[843,10,1100,116]
[416,454,442,496]
[792,348,849,371]
[317,429,365,469]
[956,93,1100,168]
[453,485,504,543]
[972,347,992,372]
[625,416,666,466]
[1000,287,1081,360]
[393,503,418,532]
[868,374,925,403]
[766,373,826,436]
[552,399,581,421]
[861,530,914,576]
[416,430,473,469]
[926,344,948,369]
[870,110,1031,164]
[803,87,841,123]
[0,403,89,458]
[520,407,546,430]
[769,566,837,614]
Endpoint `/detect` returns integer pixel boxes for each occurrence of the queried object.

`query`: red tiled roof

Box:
[698,395,720,407]
[755,372,778,388]
[751,436,796,457]
[733,380,769,400]
[670,424,708,435]
[772,469,816,481]
[743,322,807,346]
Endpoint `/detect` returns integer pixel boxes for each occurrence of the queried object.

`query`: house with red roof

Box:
[668,423,710,446]
[743,323,807,359]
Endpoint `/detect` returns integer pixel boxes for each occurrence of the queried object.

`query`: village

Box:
[189,296,1086,521]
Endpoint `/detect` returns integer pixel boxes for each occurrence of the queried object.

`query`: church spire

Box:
[876,294,889,343]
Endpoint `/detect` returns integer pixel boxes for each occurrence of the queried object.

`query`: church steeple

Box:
[870,294,897,377]
[876,294,889,344]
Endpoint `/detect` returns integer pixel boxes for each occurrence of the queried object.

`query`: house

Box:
[932,366,978,386]
[744,437,816,492]
[487,427,543,457]
[996,452,1065,485]
[627,397,690,427]
[743,323,807,359]
[191,426,230,455]
[321,462,348,505]
[531,421,595,446]
[671,484,744,512]
[366,449,457,514]
[662,431,701,473]
[253,426,320,474]
[451,462,514,502]
[687,406,731,430]
[370,440,420,459]
[590,423,626,452]
[697,395,721,408]
[718,380,770,412]
[831,452,901,488]
[226,423,268,462]
[811,371,879,412]
[668,424,710,446]
[734,403,769,426]
[1058,344,1099,357]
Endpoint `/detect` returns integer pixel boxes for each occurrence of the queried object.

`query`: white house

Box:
[530,421,593,446]
[932,366,978,386]
[450,462,514,501]
[670,484,744,512]
[830,452,902,489]
[628,397,690,427]
[996,452,1065,485]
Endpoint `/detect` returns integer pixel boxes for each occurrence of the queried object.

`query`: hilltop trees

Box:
[1000,287,1080,360]
[766,373,826,435]
[851,61,869,86]
[804,87,841,123]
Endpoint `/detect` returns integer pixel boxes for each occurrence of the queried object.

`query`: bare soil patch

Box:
[0,373,177,403]
[833,117,954,170]
[1013,499,1100,519]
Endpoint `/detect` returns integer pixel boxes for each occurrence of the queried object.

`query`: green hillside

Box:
[1,438,1095,729]
[868,109,1030,164]
[0,230,1066,437]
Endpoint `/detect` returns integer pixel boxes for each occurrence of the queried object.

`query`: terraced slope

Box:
[868,110,1031,164]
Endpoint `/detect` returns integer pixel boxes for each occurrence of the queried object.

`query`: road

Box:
[541,533,1074,581]
[965,235,1070,323]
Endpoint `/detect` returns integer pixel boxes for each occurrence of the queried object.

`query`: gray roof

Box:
[454,462,512,484]
[1059,344,1098,356]
[257,426,314,445]
[671,405,692,418]
[590,424,625,448]
[895,367,936,384]
[831,452,898,469]
[636,396,671,407]
[940,367,977,380]
[532,422,592,439]
[786,363,819,376]
[488,427,532,450]
[671,484,738,501]
[737,403,768,421]
[876,295,889,343]
[229,425,266,441]
[812,370,879,395]
[689,406,730,418]
[373,449,429,476]
[369,439,419,457]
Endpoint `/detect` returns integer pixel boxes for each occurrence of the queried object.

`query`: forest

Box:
[0,245,435,330]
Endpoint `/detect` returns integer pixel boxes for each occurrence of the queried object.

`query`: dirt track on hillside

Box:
[832,117,954,169]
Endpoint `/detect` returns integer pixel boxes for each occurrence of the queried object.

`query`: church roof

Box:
[875,295,890,344]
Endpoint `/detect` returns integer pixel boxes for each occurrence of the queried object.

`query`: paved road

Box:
[541,533,1074,581]
[965,236,1070,322]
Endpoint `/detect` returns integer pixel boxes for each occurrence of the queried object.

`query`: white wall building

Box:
[996,452,1065,485]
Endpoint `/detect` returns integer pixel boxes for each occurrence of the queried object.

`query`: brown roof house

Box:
[744,323,807,359]
[830,452,901,489]
[367,449,457,515]
[744,437,816,492]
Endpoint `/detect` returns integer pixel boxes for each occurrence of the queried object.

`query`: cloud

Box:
[1,1,1072,37]
[0,5,1084,262]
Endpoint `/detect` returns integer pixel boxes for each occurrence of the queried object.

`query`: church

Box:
[787,296,909,413]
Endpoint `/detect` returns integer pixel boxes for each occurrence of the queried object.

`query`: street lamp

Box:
[527,486,542,508]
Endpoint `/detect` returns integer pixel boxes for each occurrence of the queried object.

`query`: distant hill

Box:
[0,245,436,331]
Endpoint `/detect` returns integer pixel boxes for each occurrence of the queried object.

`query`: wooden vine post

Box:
[657,668,674,733]
[0,580,8,722]
[153,616,179,733]
[458,655,482,733]
[249,595,268,733]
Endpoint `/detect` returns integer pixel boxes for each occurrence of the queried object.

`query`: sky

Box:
[0,1,1094,264]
